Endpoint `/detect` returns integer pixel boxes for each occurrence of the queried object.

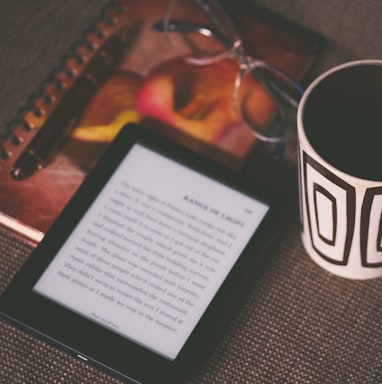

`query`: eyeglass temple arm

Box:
[156,0,241,49]
[153,20,230,47]
[193,0,239,47]
[245,64,304,157]
[247,70,287,158]
[250,63,304,109]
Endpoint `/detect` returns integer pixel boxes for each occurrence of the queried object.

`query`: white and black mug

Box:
[297,60,382,279]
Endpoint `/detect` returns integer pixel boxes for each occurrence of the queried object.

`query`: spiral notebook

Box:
[0,0,319,244]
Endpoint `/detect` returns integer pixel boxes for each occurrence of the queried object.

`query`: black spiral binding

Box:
[0,0,129,163]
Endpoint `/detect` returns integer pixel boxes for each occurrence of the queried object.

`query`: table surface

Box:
[1,1,382,383]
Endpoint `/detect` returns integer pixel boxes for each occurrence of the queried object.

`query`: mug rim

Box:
[297,59,382,185]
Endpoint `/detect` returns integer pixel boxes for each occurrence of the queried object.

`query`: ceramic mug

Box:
[297,60,382,279]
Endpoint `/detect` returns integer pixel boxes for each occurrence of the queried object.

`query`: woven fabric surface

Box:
[1,0,382,383]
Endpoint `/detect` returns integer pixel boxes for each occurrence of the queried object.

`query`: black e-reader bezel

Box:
[0,123,289,383]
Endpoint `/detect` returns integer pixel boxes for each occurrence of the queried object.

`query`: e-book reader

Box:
[0,123,289,383]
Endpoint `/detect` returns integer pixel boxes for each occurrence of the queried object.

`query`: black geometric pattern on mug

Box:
[303,152,356,266]
[297,141,304,233]
[360,186,382,268]
[313,183,337,245]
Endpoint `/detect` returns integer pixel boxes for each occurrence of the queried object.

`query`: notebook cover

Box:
[0,0,320,243]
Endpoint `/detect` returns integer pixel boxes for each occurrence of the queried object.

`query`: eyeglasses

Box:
[153,0,304,157]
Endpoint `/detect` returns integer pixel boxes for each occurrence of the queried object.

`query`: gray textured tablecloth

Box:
[1,1,382,383]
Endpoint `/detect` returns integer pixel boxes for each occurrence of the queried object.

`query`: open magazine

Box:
[0,0,319,243]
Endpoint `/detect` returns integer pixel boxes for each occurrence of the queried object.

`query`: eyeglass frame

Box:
[154,0,305,157]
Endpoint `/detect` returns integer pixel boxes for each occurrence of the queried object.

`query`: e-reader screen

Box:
[0,124,288,382]
[33,142,269,361]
